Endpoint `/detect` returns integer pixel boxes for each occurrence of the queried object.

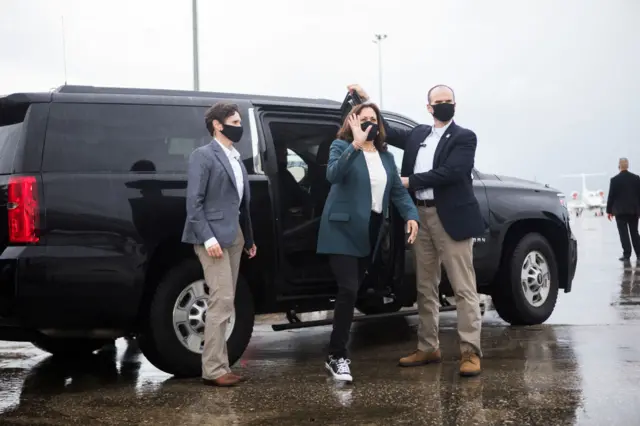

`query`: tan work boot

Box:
[398,349,442,367]
[459,352,481,377]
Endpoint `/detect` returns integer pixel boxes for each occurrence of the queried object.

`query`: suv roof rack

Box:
[54,85,340,106]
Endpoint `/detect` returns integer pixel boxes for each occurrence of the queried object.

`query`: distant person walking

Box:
[606,157,640,261]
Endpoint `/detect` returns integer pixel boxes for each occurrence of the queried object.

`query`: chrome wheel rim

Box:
[521,251,551,308]
[172,279,235,354]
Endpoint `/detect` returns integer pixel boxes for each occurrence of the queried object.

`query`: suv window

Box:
[43,103,215,173]
[0,122,22,174]
[286,149,307,183]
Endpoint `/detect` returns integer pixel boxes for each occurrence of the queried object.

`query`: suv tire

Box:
[32,336,113,357]
[138,258,255,377]
[492,232,559,326]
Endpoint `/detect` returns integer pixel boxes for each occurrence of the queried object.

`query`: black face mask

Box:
[221,124,243,143]
[431,103,455,122]
[360,121,379,142]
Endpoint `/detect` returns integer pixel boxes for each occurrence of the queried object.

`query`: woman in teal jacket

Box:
[317,102,419,382]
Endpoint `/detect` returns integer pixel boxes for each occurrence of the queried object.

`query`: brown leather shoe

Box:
[202,373,241,387]
[459,352,481,377]
[398,349,442,367]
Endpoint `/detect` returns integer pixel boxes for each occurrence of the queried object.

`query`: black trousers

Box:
[616,214,640,258]
[327,211,383,358]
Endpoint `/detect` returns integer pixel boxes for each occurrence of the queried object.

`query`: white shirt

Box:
[216,139,244,202]
[205,139,244,249]
[413,121,453,200]
[363,150,387,214]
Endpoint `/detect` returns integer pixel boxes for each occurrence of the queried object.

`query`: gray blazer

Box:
[181,141,254,249]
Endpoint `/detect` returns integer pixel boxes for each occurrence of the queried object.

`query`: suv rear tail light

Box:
[7,176,39,243]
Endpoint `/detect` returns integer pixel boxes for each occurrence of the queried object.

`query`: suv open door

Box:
[340,90,364,121]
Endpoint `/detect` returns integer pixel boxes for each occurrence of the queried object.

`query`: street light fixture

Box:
[192,0,200,91]
[373,34,387,108]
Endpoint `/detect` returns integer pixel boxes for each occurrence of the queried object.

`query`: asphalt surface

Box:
[2,215,640,425]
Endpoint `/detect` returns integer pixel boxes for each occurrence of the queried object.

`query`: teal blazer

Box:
[317,139,419,257]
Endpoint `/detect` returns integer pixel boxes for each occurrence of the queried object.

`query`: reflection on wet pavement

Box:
[1,216,640,425]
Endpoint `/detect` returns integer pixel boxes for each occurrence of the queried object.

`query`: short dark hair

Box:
[427,84,455,104]
[204,102,240,136]
[336,102,387,152]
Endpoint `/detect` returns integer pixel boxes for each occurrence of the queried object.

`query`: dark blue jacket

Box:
[384,119,486,241]
[317,139,419,257]
[606,170,640,216]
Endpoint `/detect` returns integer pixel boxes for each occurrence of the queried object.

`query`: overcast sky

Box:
[1,0,638,194]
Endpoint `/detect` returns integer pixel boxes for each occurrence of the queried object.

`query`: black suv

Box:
[0,85,578,377]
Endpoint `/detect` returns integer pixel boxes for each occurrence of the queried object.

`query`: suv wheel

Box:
[32,336,113,357]
[492,233,559,325]
[138,259,255,377]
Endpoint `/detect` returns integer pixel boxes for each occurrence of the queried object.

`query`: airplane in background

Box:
[560,173,608,217]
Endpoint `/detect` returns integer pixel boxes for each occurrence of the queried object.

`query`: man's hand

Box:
[244,244,257,259]
[401,177,410,188]
[207,243,223,259]
[347,84,370,102]
[607,213,614,221]
[406,220,419,244]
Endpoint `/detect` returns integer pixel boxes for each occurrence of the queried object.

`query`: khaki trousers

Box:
[194,226,244,380]
[413,206,482,356]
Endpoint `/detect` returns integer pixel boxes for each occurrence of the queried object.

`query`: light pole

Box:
[192,0,200,91]
[373,34,387,108]
[61,16,68,85]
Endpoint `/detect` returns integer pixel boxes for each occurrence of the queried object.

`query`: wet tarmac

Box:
[2,216,640,425]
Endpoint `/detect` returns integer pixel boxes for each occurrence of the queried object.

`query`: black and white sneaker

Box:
[325,355,353,382]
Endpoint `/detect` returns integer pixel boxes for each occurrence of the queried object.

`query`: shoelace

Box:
[336,358,351,374]
[462,353,478,364]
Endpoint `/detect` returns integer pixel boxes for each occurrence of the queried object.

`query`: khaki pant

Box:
[194,226,244,380]
[413,206,482,356]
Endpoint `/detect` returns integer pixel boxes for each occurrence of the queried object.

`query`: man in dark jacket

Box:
[345,84,485,377]
[606,157,640,261]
